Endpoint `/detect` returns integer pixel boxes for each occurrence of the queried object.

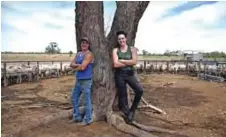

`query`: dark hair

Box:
[115,30,127,48]
[116,30,127,38]
[79,39,92,52]
[88,46,92,51]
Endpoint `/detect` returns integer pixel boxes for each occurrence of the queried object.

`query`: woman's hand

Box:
[118,59,126,64]
[74,64,82,71]
[70,63,80,69]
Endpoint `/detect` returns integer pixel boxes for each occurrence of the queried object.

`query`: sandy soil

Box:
[1,74,226,137]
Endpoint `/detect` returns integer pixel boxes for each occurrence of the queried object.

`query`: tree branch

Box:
[106,1,150,54]
[140,97,167,115]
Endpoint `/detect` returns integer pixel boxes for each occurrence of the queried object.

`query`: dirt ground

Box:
[1,74,226,137]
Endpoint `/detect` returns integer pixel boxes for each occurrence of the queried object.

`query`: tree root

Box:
[3,106,184,137]
[3,109,73,137]
[106,112,158,137]
[132,121,184,135]
[106,112,187,137]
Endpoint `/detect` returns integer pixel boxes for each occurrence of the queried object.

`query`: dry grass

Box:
[1,54,74,61]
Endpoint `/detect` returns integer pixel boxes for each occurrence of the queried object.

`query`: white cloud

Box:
[181,2,226,25]
[2,6,76,52]
[2,1,226,54]
[135,1,226,54]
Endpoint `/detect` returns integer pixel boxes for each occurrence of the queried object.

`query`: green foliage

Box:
[137,50,226,60]
[142,50,148,56]
[69,50,73,57]
[203,51,226,58]
[45,42,61,54]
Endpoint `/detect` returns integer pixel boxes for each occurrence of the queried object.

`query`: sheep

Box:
[5,65,23,85]
[159,64,167,73]
[135,63,143,74]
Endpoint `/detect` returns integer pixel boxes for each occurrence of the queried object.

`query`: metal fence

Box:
[1,59,226,87]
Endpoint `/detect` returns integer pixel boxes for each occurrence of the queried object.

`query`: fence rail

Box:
[1,60,226,87]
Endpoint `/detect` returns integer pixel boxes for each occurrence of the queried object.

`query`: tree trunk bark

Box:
[107,1,149,51]
[76,1,149,120]
[76,1,116,121]
[75,2,173,137]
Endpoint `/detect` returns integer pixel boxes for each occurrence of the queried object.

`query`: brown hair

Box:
[116,30,127,48]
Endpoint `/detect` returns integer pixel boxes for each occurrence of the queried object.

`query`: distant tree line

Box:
[2,46,226,58]
[2,42,75,57]
[203,51,226,58]
[138,50,183,56]
[1,51,74,54]
[138,50,226,58]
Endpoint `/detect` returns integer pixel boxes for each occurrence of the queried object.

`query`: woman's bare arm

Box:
[70,53,81,69]
[119,47,137,66]
[112,48,126,68]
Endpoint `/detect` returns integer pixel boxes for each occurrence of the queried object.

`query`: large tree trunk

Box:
[75,1,178,137]
[75,1,116,121]
[76,1,149,120]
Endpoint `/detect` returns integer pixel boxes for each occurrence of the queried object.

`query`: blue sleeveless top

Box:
[75,51,94,80]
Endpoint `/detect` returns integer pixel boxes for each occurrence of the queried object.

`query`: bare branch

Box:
[141,97,167,115]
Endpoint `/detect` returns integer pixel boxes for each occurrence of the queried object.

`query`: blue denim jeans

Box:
[72,79,92,124]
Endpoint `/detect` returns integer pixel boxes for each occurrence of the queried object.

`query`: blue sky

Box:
[1,1,226,53]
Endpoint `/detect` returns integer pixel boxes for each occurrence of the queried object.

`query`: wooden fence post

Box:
[204,63,206,78]
[167,61,169,72]
[3,62,7,87]
[198,60,201,75]
[186,60,188,72]
[144,61,146,74]
[37,61,39,80]
[60,61,63,76]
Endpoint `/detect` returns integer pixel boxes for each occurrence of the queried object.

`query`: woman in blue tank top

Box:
[70,37,94,126]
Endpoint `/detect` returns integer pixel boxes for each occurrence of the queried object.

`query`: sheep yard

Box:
[1,53,184,61]
[1,73,226,137]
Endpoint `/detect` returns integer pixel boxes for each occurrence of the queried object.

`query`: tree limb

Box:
[107,1,150,53]
[141,97,167,115]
